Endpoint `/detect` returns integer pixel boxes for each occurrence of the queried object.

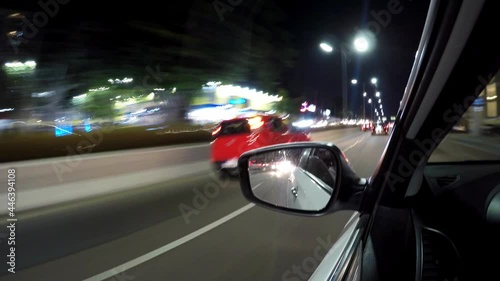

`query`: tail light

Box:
[211,126,221,139]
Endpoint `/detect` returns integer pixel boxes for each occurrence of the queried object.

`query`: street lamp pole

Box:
[340,47,348,118]
[320,35,370,119]
[362,83,366,120]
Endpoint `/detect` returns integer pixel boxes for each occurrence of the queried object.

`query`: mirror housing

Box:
[238,142,367,216]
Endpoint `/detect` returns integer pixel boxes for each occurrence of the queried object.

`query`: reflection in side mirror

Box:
[238,142,367,216]
[247,147,338,211]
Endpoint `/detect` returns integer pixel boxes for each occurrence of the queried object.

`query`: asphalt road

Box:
[6,128,493,281]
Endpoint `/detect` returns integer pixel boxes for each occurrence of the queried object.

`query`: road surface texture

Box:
[0,128,498,281]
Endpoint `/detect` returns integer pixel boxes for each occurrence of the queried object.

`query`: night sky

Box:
[3,0,430,117]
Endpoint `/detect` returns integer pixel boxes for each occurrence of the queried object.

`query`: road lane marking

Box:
[251,182,264,190]
[83,203,255,281]
[343,135,368,152]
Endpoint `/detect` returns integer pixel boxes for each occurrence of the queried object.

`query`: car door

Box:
[307,0,498,280]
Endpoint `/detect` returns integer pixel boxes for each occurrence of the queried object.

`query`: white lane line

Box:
[251,182,264,190]
[83,203,255,281]
[343,135,367,152]
[2,143,209,168]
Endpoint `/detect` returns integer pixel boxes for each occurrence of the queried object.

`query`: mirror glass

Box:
[248,147,337,211]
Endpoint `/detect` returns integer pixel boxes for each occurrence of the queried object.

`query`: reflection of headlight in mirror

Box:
[276,160,295,174]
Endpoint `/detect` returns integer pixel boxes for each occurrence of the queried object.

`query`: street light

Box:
[380,105,383,109]
[368,99,372,103]
[378,99,381,103]
[351,79,358,85]
[353,36,369,53]
[371,78,378,84]
[319,43,333,53]
[363,92,367,97]
[320,41,347,117]
[375,91,381,97]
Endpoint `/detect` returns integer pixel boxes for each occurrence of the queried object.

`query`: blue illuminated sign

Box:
[229,98,246,105]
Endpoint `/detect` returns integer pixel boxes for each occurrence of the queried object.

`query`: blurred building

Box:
[192,82,282,111]
[483,70,500,118]
[0,8,45,119]
[462,70,500,135]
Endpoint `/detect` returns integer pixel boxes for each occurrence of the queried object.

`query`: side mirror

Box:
[238,142,367,216]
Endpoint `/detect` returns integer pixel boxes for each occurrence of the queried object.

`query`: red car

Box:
[211,115,311,175]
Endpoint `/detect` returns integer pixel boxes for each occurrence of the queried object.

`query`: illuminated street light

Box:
[380,105,383,109]
[353,36,369,53]
[368,99,372,104]
[376,91,381,97]
[319,42,333,53]
[351,79,358,85]
[371,78,378,84]
[378,99,381,103]
[363,92,367,97]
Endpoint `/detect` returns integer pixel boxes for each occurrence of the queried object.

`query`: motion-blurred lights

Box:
[368,99,372,103]
[109,78,133,84]
[89,87,109,92]
[206,81,222,87]
[25,61,36,67]
[292,119,314,128]
[32,91,55,98]
[154,88,165,91]
[371,78,378,84]
[307,104,316,112]
[0,108,14,113]
[73,94,87,99]
[351,79,358,85]
[380,105,383,109]
[4,61,36,71]
[217,84,282,104]
[376,91,381,97]
[353,36,369,53]
[363,92,367,97]
[378,99,381,103]
[319,43,333,53]
[147,93,155,100]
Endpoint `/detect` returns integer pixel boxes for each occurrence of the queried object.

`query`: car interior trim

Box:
[406,0,485,139]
